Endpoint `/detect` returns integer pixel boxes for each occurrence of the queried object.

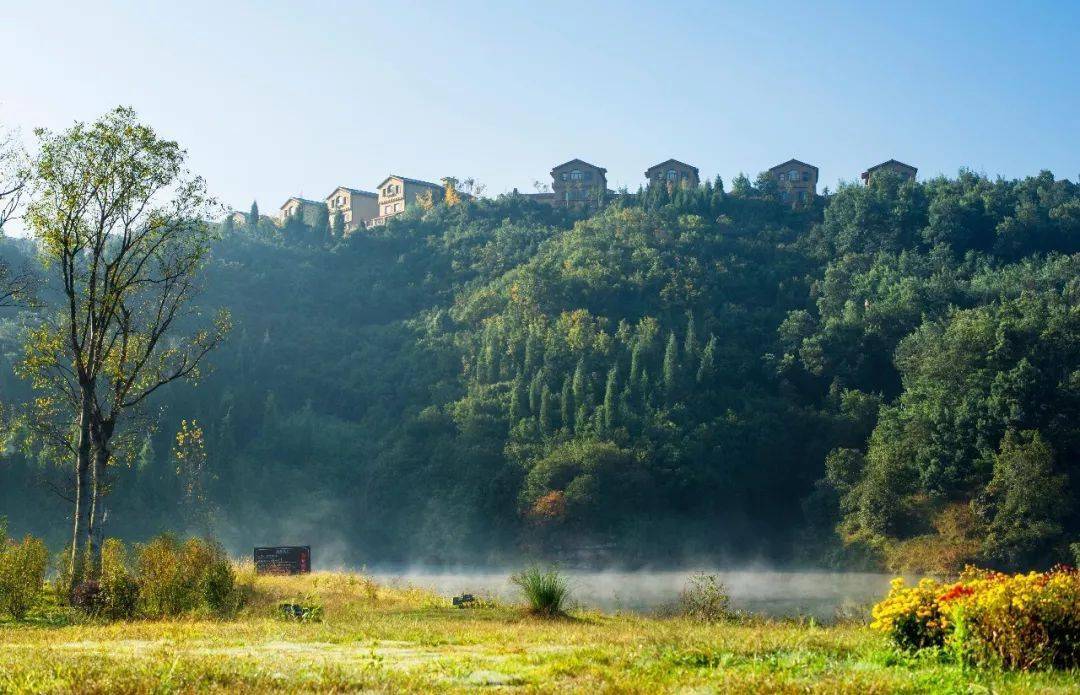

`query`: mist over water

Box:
[367,568,892,620]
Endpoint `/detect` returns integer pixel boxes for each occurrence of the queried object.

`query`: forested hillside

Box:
[2,171,1078,571]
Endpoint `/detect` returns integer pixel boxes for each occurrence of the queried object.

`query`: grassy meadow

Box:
[2,571,1079,693]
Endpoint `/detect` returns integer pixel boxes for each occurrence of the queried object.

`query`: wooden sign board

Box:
[254,546,311,575]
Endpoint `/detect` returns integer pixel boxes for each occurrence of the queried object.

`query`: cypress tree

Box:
[560,375,573,430]
[697,334,718,384]
[603,364,619,432]
[572,358,588,406]
[509,375,527,422]
[331,209,345,238]
[485,333,501,382]
[523,332,539,374]
[629,343,643,386]
[574,403,589,434]
[683,312,698,380]
[248,200,259,230]
[684,311,697,359]
[663,331,679,399]
[639,369,651,412]
[529,370,543,413]
[539,385,554,435]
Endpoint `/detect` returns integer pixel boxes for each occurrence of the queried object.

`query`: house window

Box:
[802,172,810,182]
[666,169,677,181]
[570,170,583,181]
[395,203,402,212]
[798,191,808,202]
[788,170,798,181]
[561,172,568,181]
[780,191,789,203]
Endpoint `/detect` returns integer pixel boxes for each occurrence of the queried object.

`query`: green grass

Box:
[1,571,1079,693]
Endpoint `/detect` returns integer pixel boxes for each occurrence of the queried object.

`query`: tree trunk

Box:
[69,391,94,590]
[87,439,109,578]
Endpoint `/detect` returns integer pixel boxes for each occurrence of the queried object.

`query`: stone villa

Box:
[768,159,819,204]
[645,159,700,189]
[279,197,328,227]
[550,159,609,207]
[326,187,378,233]
[861,159,917,184]
[368,175,445,226]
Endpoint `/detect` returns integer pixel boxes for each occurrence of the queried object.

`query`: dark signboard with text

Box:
[253,546,311,575]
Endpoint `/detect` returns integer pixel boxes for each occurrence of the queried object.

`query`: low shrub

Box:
[98,538,138,619]
[70,580,102,612]
[0,533,49,620]
[135,534,241,618]
[677,572,732,623]
[871,565,1080,670]
[511,565,569,617]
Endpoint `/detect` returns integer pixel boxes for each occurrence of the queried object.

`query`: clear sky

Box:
[2,1,1077,214]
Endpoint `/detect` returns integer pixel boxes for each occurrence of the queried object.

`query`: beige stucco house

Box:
[861,159,917,185]
[551,159,607,207]
[768,159,819,204]
[645,159,700,189]
[279,197,328,227]
[368,175,444,226]
[325,186,378,233]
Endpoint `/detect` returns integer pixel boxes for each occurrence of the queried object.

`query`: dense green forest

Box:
[2,170,1078,571]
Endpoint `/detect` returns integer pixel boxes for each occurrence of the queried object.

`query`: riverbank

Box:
[1,571,1077,693]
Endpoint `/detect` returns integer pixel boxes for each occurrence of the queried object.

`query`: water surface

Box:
[370,569,891,620]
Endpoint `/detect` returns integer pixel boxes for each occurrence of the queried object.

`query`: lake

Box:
[369,569,893,620]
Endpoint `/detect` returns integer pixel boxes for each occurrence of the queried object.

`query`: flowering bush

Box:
[871,566,1080,670]
[870,577,949,650]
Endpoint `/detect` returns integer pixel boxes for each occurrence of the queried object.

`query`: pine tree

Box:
[697,334,717,383]
[663,331,679,399]
[248,200,259,230]
[603,364,619,432]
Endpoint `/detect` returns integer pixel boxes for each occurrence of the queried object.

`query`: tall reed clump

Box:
[511,565,569,617]
[0,523,49,621]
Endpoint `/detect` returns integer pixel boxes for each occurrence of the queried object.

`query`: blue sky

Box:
[2,1,1077,214]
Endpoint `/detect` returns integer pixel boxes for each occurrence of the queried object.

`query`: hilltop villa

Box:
[768,159,819,204]
[861,159,917,184]
[645,159,699,189]
[325,187,378,233]
[279,197,328,226]
[368,175,445,226]
[550,159,609,207]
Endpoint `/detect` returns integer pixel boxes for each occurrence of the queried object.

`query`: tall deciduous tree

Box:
[22,107,228,585]
[0,124,35,306]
